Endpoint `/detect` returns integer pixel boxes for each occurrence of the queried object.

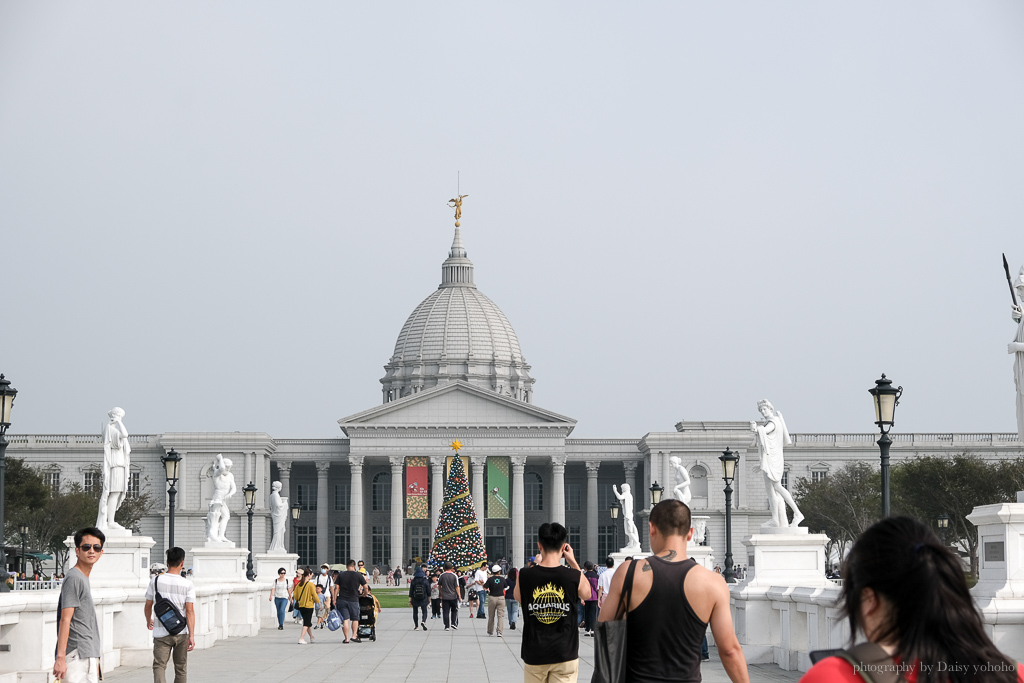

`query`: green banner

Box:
[487,457,509,518]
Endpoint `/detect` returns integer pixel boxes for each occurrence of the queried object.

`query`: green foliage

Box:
[793,461,881,562]
[3,458,49,544]
[890,454,1024,579]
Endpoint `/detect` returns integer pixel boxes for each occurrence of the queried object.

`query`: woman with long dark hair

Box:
[293,567,318,645]
[801,516,1021,682]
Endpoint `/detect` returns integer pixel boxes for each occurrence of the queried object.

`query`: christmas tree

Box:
[427,441,489,572]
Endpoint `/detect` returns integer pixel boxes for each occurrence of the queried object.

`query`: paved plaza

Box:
[105,605,800,683]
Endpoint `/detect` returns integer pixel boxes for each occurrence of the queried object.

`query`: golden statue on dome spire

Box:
[448,194,468,227]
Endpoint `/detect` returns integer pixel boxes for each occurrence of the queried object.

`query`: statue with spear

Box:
[1004,254,1024,443]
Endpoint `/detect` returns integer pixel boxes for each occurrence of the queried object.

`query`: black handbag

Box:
[591,560,637,683]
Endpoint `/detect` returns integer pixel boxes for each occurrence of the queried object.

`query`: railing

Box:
[792,433,1020,446]
[13,579,62,591]
[5,434,158,447]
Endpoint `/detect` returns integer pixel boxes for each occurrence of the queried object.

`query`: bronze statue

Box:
[448,194,468,226]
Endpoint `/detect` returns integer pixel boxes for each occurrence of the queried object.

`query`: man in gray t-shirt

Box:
[55,527,105,683]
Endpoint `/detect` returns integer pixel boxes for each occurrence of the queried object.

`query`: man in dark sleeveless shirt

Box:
[599,500,749,683]
[514,522,591,683]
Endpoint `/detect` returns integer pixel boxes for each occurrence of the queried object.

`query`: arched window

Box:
[525,472,544,511]
[689,465,708,507]
[372,472,391,511]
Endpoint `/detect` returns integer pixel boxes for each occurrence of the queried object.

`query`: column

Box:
[470,456,486,528]
[511,456,526,567]
[430,456,445,539]
[389,456,405,568]
[276,461,292,549]
[349,455,365,564]
[315,461,331,566]
[551,454,567,526]
[585,461,600,562]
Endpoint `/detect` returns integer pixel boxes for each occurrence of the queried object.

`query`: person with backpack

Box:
[801,516,1024,683]
[144,546,195,683]
[408,565,430,631]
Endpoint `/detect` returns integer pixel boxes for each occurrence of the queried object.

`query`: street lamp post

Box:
[937,512,950,546]
[0,374,19,589]
[719,447,739,584]
[609,502,620,552]
[649,481,664,506]
[19,523,29,578]
[244,482,258,581]
[291,503,301,562]
[869,374,903,518]
[160,449,182,550]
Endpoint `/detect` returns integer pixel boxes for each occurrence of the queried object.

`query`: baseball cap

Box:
[491,564,501,573]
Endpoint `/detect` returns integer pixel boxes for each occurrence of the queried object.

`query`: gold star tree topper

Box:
[450,440,463,453]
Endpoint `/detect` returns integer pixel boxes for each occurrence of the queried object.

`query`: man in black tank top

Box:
[514,522,592,683]
[598,500,750,683]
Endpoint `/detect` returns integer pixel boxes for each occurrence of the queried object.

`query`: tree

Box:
[793,461,881,564]
[427,451,487,572]
[3,458,49,546]
[891,454,1024,579]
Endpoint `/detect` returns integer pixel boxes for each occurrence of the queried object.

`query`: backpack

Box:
[411,577,428,601]
[587,572,599,601]
[809,643,899,683]
[153,576,187,635]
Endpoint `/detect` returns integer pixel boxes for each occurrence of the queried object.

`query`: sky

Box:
[1,3,1023,439]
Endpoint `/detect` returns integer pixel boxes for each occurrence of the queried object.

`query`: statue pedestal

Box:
[255,553,298,583]
[741,531,830,589]
[66,534,155,589]
[688,545,715,570]
[190,545,249,584]
[609,551,649,570]
[968,502,1024,661]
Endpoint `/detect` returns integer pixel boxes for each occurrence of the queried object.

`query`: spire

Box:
[440,227,475,288]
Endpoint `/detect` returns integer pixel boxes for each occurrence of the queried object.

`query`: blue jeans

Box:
[701,634,709,659]
[274,597,289,627]
[476,590,487,618]
[505,597,519,625]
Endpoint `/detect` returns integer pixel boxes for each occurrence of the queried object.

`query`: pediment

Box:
[338,381,576,432]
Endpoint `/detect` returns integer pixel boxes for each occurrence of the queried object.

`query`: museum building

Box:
[8,227,1024,572]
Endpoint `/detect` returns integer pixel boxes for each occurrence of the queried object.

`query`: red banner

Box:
[406,456,428,519]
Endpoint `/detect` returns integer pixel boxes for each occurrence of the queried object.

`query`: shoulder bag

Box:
[590,560,637,683]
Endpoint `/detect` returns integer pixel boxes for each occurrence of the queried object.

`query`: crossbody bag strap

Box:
[830,642,900,683]
[614,560,638,620]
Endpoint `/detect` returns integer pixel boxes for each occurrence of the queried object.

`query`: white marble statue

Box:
[611,483,641,551]
[669,456,692,505]
[750,399,804,529]
[96,407,131,533]
[1008,266,1024,443]
[205,454,237,544]
[267,481,288,553]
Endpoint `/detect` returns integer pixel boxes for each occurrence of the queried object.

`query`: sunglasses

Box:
[78,544,103,552]
[278,571,286,575]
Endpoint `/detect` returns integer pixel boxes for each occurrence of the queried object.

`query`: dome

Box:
[380,228,535,403]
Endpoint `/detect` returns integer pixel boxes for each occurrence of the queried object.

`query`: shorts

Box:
[298,607,314,627]
[338,600,360,621]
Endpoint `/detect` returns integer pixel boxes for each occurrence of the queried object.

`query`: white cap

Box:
[491,565,501,573]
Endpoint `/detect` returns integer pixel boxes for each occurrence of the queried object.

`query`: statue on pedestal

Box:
[669,456,692,505]
[750,399,804,529]
[1006,263,1024,443]
[206,454,237,544]
[612,483,641,551]
[268,481,288,553]
[96,407,131,533]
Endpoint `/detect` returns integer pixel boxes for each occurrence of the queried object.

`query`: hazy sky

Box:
[2,3,1023,439]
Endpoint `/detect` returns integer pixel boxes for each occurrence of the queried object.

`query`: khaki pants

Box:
[65,649,99,683]
[486,594,506,635]
[153,633,189,683]
[524,659,579,683]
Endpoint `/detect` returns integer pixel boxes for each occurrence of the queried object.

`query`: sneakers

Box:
[497,632,503,638]
[278,625,284,630]
[510,623,516,630]
[297,639,307,645]
[413,625,420,630]
[445,627,450,632]
[452,624,458,630]
[422,624,428,631]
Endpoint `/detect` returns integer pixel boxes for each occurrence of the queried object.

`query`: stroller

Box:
[358,594,379,641]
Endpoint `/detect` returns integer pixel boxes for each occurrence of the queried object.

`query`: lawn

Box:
[368,587,413,609]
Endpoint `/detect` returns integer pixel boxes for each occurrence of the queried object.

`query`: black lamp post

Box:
[18,523,28,578]
[649,481,664,506]
[719,447,739,584]
[244,482,258,581]
[937,512,950,546]
[869,374,902,518]
[160,449,181,550]
[609,501,620,551]
[0,374,18,589]
[291,502,301,561]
